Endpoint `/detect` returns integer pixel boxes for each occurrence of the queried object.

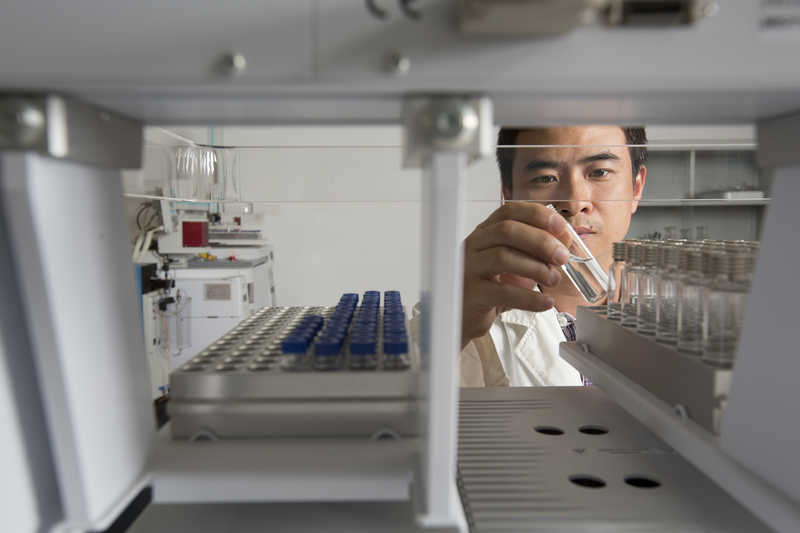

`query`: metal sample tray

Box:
[575,306,730,433]
[169,302,419,439]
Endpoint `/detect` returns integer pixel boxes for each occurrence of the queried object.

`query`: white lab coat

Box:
[476,307,582,387]
[411,302,582,387]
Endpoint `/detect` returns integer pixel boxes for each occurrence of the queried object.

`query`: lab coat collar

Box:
[498,308,538,328]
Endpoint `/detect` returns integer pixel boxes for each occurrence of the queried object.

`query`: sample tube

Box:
[655,244,681,344]
[702,250,751,368]
[636,244,659,336]
[677,248,705,355]
[621,241,644,328]
[607,242,626,321]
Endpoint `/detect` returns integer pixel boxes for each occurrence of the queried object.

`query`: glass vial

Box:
[676,248,705,355]
[655,244,681,344]
[621,241,643,328]
[607,241,626,321]
[547,205,609,304]
[702,251,751,368]
[636,244,659,335]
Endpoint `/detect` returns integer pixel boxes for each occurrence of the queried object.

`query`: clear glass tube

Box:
[636,244,659,335]
[702,251,751,368]
[607,242,626,321]
[655,245,680,344]
[621,242,643,328]
[547,205,608,304]
[677,248,705,355]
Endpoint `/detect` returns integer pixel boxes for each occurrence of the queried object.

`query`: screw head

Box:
[385,50,410,76]
[429,101,479,149]
[0,99,46,147]
[696,1,719,20]
[217,51,247,77]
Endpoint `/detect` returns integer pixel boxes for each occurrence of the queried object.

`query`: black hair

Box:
[496,127,647,193]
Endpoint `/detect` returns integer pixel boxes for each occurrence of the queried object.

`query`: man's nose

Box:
[553,176,592,218]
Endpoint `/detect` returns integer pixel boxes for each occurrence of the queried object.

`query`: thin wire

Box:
[144,141,755,150]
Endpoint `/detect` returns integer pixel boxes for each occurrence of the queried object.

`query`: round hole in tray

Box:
[248,364,273,372]
[624,475,661,489]
[182,365,207,372]
[534,425,565,436]
[579,425,609,435]
[215,364,239,372]
[569,475,606,489]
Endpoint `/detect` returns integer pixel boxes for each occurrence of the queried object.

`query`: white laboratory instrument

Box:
[2,2,800,533]
[168,250,275,366]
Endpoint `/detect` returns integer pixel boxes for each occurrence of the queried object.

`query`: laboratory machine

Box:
[130,132,277,395]
[2,1,800,533]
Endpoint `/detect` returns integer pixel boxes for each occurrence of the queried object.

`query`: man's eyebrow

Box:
[577,152,621,164]
[524,159,565,171]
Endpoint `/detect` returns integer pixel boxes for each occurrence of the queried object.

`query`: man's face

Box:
[504,126,646,268]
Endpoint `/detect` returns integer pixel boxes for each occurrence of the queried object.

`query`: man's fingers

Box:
[468,220,571,267]
[498,273,536,290]
[472,279,555,313]
[469,247,561,287]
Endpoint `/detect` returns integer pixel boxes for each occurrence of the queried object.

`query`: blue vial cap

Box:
[316,341,341,356]
[383,339,408,354]
[282,339,307,354]
[350,341,376,355]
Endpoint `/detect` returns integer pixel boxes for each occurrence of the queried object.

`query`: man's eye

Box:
[588,168,611,178]
[531,175,558,184]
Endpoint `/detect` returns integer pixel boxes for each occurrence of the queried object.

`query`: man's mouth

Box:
[574,226,596,240]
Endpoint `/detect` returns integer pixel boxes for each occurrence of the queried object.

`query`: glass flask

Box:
[655,244,681,344]
[636,243,659,336]
[676,248,705,355]
[606,241,626,321]
[621,241,644,328]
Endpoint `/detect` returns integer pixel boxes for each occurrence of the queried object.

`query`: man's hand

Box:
[461,203,572,350]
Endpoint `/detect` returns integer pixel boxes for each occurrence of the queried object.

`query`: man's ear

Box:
[631,165,646,214]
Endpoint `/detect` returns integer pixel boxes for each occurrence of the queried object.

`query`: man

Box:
[460,126,647,387]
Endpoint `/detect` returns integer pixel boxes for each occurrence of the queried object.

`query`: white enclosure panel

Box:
[0,154,154,527]
[722,168,800,506]
[0,1,312,84]
[2,3,800,123]
[315,1,800,92]
[0,348,43,533]
[0,168,63,532]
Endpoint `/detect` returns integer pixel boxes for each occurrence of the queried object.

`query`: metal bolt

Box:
[217,51,247,77]
[385,50,410,76]
[427,100,479,149]
[0,99,46,147]
[693,0,719,21]
[701,1,719,18]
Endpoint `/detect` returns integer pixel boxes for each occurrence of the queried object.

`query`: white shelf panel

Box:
[560,342,800,533]
[148,425,415,504]
[639,199,770,207]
